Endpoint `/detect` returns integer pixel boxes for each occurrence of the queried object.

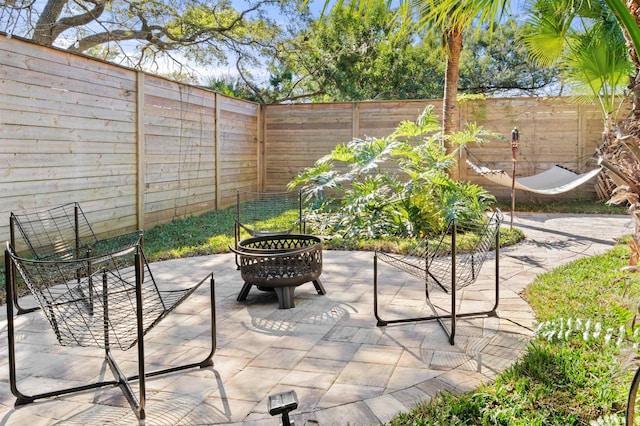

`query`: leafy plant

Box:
[288,106,500,239]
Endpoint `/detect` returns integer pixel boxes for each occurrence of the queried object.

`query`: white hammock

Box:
[467,160,602,195]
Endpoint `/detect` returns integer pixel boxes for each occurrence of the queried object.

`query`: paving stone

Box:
[316,383,384,408]
[365,393,409,423]
[430,350,473,370]
[280,369,337,390]
[415,377,457,398]
[386,366,441,390]
[295,357,348,374]
[351,344,403,365]
[390,386,432,410]
[247,347,308,369]
[313,400,380,425]
[336,361,395,387]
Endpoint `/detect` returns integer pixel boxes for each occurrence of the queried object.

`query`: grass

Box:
[142,205,237,262]
[388,238,640,425]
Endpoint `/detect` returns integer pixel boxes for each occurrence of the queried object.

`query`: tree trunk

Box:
[33,0,67,45]
[443,26,463,179]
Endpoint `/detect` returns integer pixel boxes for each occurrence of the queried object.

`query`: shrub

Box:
[288,106,502,238]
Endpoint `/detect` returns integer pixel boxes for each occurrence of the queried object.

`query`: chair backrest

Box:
[426,209,503,290]
[5,242,166,350]
[10,202,98,260]
[235,190,304,238]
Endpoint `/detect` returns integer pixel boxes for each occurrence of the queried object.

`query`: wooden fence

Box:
[1,34,259,244]
[1,33,608,246]
[264,99,605,200]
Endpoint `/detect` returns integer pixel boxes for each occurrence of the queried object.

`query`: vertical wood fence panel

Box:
[460,98,604,200]
[262,98,605,200]
[142,74,216,226]
[264,103,354,192]
[357,100,441,138]
[216,95,260,208]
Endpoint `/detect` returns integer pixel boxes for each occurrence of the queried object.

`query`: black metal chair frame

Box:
[5,203,216,422]
[373,210,502,345]
[9,202,142,314]
[5,243,216,422]
[234,190,305,267]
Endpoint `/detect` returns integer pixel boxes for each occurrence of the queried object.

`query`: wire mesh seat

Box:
[9,202,142,313]
[234,190,305,266]
[5,203,216,422]
[373,209,503,345]
[10,202,141,260]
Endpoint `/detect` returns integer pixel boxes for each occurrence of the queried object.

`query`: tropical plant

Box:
[287,106,498,239]
[590,0,640,267]
[521,0,632,130]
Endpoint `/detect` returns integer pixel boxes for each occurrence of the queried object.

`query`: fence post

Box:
[215,93,221,209]
[577,104,586,173]
[258,103,265,192]
[136,71,146,231]
[352,102,360,139]
[458,99,469,181]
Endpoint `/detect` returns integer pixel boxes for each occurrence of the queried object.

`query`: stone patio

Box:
[0,213,633,425]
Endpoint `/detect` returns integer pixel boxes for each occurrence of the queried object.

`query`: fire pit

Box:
[231,234,325,309]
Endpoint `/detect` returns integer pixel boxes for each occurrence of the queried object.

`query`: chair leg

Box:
[374,248,500,346]
[6,270,217,421]
[373,254,388,327]
[5,255,118,406]
[127,273,217,380]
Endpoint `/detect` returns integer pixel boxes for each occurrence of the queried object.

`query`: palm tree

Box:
[324,0,510,178]
[412,0,508,134]
[521,0,631,134]
[404,0,510,178]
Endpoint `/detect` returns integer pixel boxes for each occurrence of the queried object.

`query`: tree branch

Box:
[34,0,107,45]
[33,0,68,44]
[69,28,150,52]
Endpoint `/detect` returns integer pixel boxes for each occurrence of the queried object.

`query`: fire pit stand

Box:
[230,234,325,309]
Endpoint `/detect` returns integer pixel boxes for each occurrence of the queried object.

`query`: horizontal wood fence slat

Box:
[1,34,609,247]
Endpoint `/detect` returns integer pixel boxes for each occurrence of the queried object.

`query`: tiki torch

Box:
[510,128,519,229]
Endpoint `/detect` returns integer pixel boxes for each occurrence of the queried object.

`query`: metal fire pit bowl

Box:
[232,234,325,309]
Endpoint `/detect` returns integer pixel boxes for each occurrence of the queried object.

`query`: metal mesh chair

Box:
[9,202,142,313]
[373,210,503,345]
[5,204,216,422]
[234,190,305,266]
[10,202,141,260]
